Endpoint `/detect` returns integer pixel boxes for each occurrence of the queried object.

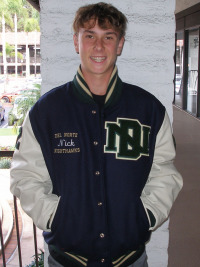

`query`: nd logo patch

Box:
[104,118,151,160]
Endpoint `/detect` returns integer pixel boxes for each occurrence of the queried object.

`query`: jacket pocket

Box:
[51,196,62,232]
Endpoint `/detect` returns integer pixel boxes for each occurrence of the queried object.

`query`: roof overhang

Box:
[27,0,40,12]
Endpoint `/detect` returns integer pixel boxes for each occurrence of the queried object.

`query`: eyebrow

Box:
[83,29,118,36]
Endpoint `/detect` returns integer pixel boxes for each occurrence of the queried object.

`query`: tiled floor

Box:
[168,106,200,267]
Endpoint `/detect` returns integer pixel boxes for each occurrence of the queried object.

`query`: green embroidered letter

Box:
[104,118,151,160]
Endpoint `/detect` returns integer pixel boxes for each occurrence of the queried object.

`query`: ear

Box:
[117,37,125,56]
[73,34,79,53]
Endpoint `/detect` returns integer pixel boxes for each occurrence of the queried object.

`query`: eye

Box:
[85,34,94,39]
[105,36,113,40]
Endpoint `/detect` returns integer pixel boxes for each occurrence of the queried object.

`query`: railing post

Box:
[13,196,22,267]
[0,216,6,267]
[33,224,39,267]
[0,151,41,266]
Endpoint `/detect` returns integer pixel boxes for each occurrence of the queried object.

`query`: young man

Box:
[10,2,182,267]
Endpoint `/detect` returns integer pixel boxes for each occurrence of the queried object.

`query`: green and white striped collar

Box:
[73,65,123,108]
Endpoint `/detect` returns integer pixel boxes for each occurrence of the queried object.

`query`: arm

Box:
[141,111,183,230]
[10,114,59,231]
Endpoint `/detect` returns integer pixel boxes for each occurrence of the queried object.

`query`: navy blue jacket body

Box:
[29,70,165,266]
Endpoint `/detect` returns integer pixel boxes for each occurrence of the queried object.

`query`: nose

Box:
[94,38,104,51]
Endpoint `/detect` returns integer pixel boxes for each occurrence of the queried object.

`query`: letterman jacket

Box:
[10,66,183,267]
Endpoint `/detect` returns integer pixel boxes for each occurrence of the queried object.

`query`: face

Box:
[73,21,124,80]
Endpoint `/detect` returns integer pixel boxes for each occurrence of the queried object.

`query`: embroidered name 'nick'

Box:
[53,132,80,154]
[104,118,151,160]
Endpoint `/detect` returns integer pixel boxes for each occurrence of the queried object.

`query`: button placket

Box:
[92,106,107,260]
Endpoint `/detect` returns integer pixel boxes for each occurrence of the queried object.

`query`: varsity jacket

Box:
[10,66,183,267]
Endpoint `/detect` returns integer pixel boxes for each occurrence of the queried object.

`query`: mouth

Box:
[90,56,106,63]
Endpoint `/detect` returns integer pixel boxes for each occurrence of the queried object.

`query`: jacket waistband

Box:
[48,245,145,267]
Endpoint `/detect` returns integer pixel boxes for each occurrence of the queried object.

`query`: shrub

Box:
[0,158,12,169]
[8,113,16,126]
[25,250,44,267]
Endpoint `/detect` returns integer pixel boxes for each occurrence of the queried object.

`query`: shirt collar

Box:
[72,65,122,108]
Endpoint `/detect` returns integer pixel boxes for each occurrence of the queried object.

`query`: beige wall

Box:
[175,0,200,13]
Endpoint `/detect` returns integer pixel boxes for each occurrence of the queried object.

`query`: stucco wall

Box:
[175,0,200,13]
[40,1,176,266]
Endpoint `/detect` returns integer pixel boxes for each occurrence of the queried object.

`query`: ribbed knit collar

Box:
[72,65,123,108]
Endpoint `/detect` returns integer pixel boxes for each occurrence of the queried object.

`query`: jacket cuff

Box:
[147,209,156,228]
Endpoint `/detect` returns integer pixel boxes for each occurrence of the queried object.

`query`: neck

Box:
[81,70,112,96]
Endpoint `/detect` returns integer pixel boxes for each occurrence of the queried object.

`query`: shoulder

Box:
[122,82,165,110]
[31,82,72,111]
[39,82,72,104]
[120,82,166,127]
[123,82,162,102]
[29,81,73,122]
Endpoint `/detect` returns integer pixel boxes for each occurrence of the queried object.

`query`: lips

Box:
[91,56,106,63]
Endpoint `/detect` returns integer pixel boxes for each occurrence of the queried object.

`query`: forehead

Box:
[80,19,118,34]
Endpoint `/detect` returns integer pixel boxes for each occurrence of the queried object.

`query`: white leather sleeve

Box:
[10,114,59,231]
[141,111,183,230]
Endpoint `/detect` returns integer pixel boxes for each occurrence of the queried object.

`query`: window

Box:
[174,32,184,108]
[186,29,199,115]
[175,4,200,118]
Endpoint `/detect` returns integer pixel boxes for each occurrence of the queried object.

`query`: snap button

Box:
[100,233,105,238]
[95,171,100,176]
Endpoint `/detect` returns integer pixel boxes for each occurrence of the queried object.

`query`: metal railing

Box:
[0,151,40,267]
